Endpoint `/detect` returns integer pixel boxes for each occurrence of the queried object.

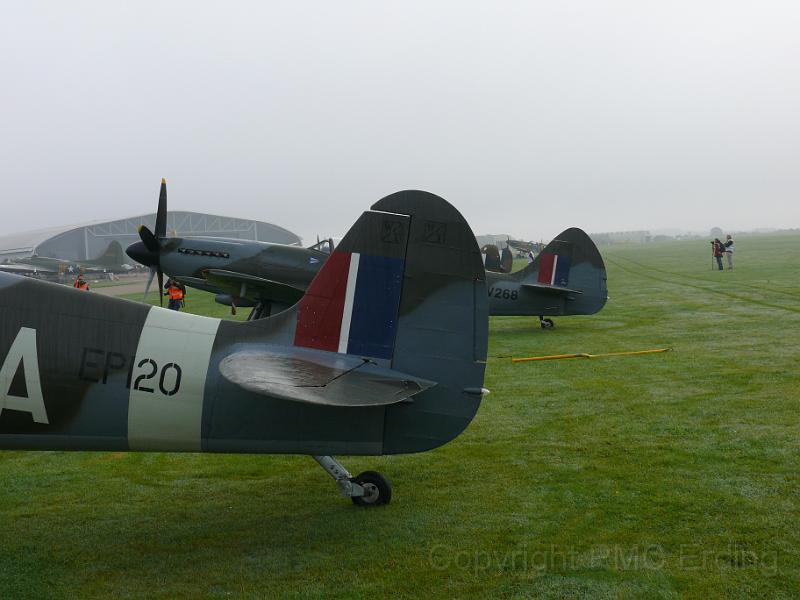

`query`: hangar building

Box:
[0,212,303,262]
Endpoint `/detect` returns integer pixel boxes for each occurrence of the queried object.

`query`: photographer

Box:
[711,239,724,271]
[724,235,734,270]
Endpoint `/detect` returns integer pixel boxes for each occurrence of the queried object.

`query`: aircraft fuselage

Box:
[485,272,570,317]
[0,273,386,455]
[159,237,327,290]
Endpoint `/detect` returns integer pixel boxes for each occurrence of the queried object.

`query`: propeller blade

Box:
[155,178,167,239]
[143,268,156,301]
[157,268,164,307]
[138,225,159,253]
[132,179,169,305]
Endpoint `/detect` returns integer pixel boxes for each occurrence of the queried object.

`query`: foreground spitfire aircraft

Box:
[0,241,132,278]
[126,180,332,318]
[485,228,608,328]
[0,190,488,506]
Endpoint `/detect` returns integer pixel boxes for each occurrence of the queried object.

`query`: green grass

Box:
[1,234,798,599]
[119,287,251,320]
[83,277,135,289]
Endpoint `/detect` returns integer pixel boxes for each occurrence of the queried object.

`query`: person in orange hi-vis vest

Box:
[165,278,185,311]
[73,274,90,291]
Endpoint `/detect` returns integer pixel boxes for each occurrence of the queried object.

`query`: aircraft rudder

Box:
[285,190,489,454]
[292,209,409,359]
[370,190,489,454]
[522,227,608,313]
[557,228,607,314]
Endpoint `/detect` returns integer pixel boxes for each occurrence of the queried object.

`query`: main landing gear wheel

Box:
[351,471,392,507]
[540,317,554,329]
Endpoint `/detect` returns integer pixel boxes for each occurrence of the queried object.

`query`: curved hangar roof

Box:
[0,211,302,262]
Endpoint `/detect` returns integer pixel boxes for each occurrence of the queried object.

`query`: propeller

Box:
[143,267,157,299]
[154,177,167,239]
[126,178,168,307]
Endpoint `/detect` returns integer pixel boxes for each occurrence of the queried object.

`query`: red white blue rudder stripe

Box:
[294,210,409,361]
[537,253,571,287]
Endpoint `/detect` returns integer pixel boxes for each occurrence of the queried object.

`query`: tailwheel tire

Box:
[351,471,392,507]
[540,318,554,329]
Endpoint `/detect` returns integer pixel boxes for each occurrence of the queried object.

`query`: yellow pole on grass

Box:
[512,347,671,363]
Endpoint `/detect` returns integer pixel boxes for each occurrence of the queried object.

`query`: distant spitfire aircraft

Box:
[0,190,488,506]
[0,241,133,278]
[126,179,332,318]
[485,228,608,328]
[506,238,542,256]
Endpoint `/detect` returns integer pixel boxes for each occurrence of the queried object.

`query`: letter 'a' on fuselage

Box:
[0,191,488,457]
[485,227,608,317]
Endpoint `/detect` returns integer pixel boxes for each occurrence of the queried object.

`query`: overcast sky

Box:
[1,1,798,243]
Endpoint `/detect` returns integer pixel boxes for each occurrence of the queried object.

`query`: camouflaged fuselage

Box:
[0,191,488,457]
[156,237,328,294]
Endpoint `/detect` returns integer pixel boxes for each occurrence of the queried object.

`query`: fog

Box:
[1,1,798,243]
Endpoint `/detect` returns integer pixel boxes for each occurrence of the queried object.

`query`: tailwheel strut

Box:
[312,455,392,507]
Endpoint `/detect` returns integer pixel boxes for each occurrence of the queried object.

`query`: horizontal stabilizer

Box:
[521,282,583,295]
[204,269,305,305]
[219,348,436,407]
[0,264,43,274]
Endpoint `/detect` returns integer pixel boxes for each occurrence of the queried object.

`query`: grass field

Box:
[1,234,798,599]
[119,287,252,321]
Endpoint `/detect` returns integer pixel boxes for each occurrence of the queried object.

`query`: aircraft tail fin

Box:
[481,244,501,271]
[92,241,125,267]
[499,246,513,273]
[481,245,512,273]
[292,190,489,452]
[515,227,607,314]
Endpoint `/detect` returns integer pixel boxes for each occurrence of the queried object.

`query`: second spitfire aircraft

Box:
[0,190,488,507]
[126,179,332,318]
[484,228,608,328]
[126,181,606,331]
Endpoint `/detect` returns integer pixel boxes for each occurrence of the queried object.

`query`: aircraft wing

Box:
[203,269,305,305]
[521,282,583,295]
[219,348,436,407]
[0,263,55,274]
[173,276,222,295]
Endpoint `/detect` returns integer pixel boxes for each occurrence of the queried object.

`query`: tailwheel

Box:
[351,471,392,507]
[540,317,555,329]
[312,456,392,507]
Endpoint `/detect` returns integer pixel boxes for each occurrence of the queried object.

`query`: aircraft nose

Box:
[126,241,158,267]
